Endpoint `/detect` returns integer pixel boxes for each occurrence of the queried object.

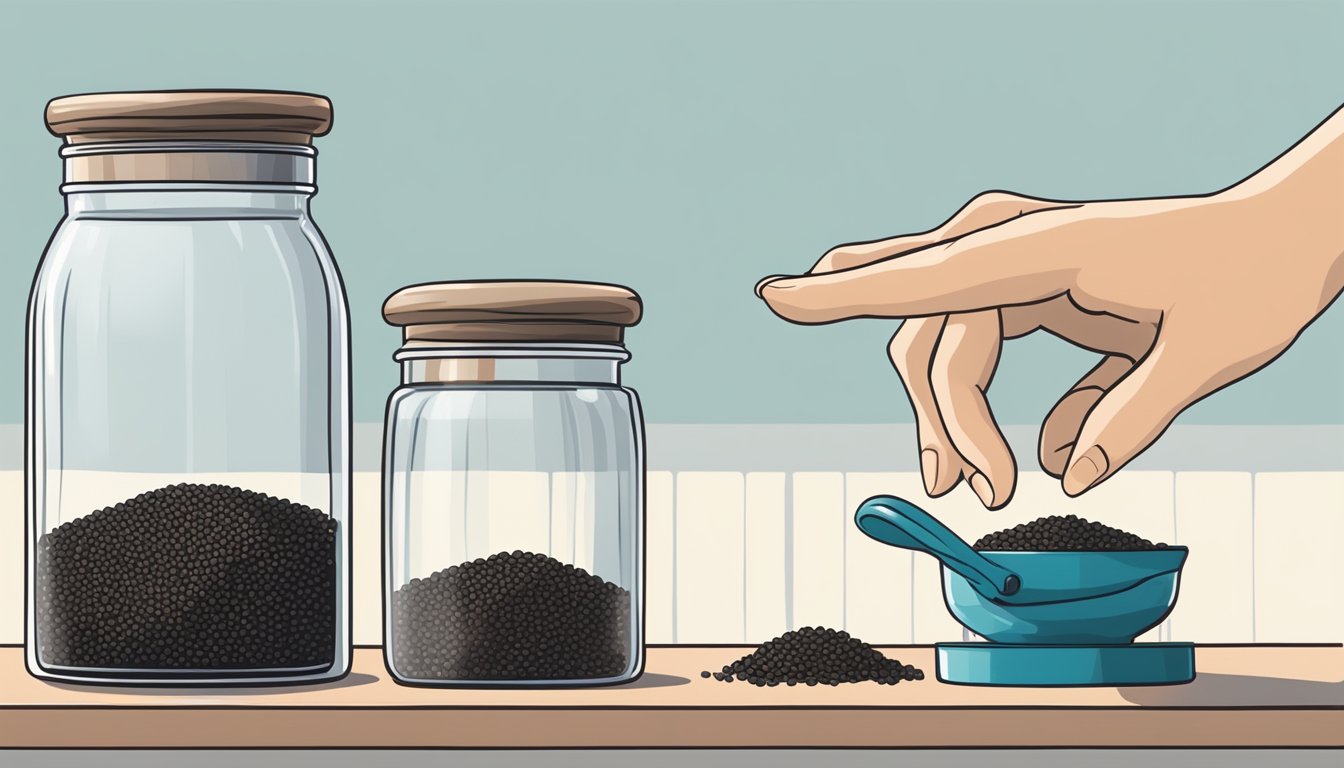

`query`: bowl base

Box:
[936,642,1195,687]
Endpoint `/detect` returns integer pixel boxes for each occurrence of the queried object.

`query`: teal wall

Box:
[2,0,1342,425]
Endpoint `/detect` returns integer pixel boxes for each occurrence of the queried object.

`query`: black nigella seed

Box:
[972,515,1168,551]
[704,627,923,687]
[35,483,337,671]
[390,551,630,681]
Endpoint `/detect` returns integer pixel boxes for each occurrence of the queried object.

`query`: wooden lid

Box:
[46,90,332,145]
[384,281,642,345]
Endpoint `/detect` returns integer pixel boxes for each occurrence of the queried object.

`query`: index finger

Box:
[809,193,1072,274]
[760,212,1079,324]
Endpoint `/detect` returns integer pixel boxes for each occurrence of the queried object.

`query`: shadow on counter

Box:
[1121,672,1344,707]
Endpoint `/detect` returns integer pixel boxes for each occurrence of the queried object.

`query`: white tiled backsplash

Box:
[1,425,1340,646]
[654,469,1341,645]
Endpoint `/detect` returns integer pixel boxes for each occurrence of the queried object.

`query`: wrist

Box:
[1228,146,1344,312]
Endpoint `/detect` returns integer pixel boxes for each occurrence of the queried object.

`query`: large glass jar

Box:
[26,91,350,685]
[381,281,645,687]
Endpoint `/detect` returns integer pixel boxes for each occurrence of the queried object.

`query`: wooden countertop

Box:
[0,645,1341,748]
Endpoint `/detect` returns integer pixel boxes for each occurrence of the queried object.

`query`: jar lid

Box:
[45,90,332,145]
[384,281,643,345]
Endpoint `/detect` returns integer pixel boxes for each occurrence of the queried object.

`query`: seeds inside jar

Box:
[36,483,337,671]
[391,550,631,681]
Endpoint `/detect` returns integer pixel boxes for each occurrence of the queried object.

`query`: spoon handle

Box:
[854,495,1021,599]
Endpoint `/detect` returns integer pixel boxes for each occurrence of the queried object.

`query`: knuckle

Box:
[946,191,1036,235]
[887,331,917,377]
[966,191,1034,220]
[817,247,862,272]
[887,322,932,379]
[970,190,1021,210]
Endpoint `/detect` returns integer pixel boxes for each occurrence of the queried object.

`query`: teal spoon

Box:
[855,495,1021,602]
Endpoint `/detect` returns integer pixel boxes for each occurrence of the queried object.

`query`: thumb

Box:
[1061,336,1204,496]
[809,191,1074,274]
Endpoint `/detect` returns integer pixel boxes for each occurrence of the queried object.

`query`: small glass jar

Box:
[26,91,350,685]
[382,281,645,687]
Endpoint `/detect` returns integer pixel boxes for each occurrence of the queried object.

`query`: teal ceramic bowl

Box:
[854,495,1190,646]
[942,549,1188,644]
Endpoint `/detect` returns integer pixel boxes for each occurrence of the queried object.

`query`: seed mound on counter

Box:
[36,483,337,671]
[391,550,631,681]
[702,626,923,687]
[973,514,1168,551]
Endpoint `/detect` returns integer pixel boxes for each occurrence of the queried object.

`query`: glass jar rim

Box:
[58,140,317,189]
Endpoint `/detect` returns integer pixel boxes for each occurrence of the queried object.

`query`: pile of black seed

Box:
[36,483,337,671]
[973,514,1168,551]
[702,626,923,687]
[391,550,631,681]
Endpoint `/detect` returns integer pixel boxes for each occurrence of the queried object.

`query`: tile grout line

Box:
[670,472,678,645]
[910,543,917,644]
[1167,472,1176,643]
[784,472,794,633]
[1250,472,1256,644]
[840,473,847,633]
[741,473,749,644]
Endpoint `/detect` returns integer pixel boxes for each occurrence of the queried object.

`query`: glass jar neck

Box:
[64,188,312,219]
[59,140,317,196]
[396,344,629,386]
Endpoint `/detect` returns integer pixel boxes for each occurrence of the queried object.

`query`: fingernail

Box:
[920,449,939,495]
[969,472,995,508]
[754,274,792,298]
[1064,445,1109,496]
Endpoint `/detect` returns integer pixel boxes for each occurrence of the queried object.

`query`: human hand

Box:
[757,107,1344,507]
